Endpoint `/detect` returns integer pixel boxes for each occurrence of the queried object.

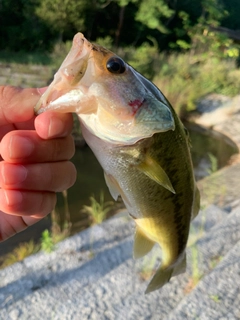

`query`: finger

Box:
[0,130,75,163]
[0,161,77,192]
[0,86,41,126]
[35,111,74,139]
[0,189,56,217]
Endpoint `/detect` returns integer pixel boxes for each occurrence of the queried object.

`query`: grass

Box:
[207,153,218,175]
[0,50,52,65]
[81,191,114,225]
[0,240,39,269]
[210,294,221,303]
[153,54,240,116]
[40,230,54,253]
[40,190,72,253]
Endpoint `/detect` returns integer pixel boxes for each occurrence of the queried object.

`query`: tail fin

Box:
[145,253,186,294]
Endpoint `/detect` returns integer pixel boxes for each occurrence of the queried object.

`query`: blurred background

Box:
[1,0,240,113]
[0,0,239,267]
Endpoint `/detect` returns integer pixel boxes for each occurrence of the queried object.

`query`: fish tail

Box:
[145,253,186,294]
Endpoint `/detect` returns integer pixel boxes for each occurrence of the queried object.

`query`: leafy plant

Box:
[210,294,220,303]
[153,53,240,115]
[0,240,39,269]
[41,191,72,253]
[191,244,203,287]
[40,230,54,253]
[207,153,218,174]
[82,191,114,225]
[184,244,203,294]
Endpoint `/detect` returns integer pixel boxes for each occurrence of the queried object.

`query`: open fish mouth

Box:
[34,33,91,114]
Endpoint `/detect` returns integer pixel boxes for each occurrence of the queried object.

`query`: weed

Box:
[207,153,218,175]
[40,230,54,253]
[41,191,72,253]
[0,240,39,269]
[153,54,240,115]
[185,223,204,293]
[191,244,203,287]
[210,294,220,303]
[184,244,203,294]
[82,191,114,225]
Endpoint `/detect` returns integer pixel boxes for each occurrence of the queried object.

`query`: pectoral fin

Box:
[104,172,131,207]
[104,172,120,201]
[133,226,155,259]
[137,155,175,194]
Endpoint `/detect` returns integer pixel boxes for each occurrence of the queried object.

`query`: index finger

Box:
[0,86,41,126]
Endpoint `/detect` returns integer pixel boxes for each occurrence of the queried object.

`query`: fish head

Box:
[35,33,175,144]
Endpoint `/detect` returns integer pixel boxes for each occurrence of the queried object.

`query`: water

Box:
[186,122,238,180]
[0,123,238,257]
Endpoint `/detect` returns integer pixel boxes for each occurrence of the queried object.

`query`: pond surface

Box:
[0,123,238,257]
[186,122,238,180]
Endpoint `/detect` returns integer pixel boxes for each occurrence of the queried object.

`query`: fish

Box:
[35,33,200,294]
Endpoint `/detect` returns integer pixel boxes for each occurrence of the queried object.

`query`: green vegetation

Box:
[0,240,39,269]
[189,244,203,288]
[207,153,218,175]
[82,191,114,225]
[153,54,240,115]
[40,191,72,253]
[40,230,54,253]
[1,0,240,114]
[1,0,239,53]
[210,294,221,303]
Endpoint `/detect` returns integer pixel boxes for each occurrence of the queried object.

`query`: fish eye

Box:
[106,57,126,74]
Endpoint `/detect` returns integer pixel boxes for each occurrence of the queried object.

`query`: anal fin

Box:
[133,226,155,259]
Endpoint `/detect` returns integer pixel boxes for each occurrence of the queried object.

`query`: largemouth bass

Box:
[35,33,200,294]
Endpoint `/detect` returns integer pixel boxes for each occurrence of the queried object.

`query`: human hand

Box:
[0,86,77,241]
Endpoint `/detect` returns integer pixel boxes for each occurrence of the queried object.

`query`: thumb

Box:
[0,86,44,126]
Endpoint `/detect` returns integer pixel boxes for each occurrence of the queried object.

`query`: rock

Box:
[195,95,240,128]
[196,93,232,114]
